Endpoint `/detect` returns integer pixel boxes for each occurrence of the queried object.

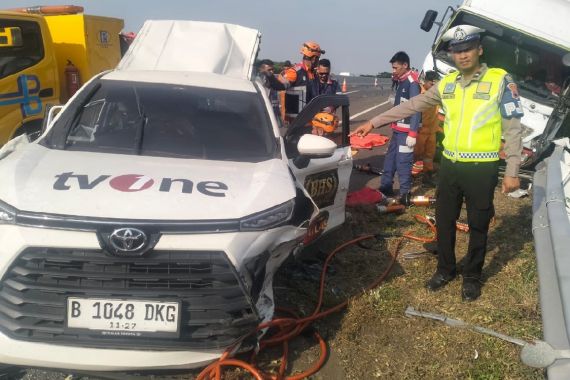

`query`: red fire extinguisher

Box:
[65,60,81,99]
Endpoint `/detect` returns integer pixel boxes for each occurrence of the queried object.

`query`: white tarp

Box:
[117,20,261,80]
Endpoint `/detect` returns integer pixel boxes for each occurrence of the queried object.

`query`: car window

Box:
[0,19,44,79]
[63,80,277,162]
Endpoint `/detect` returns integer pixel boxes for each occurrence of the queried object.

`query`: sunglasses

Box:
[318,72,330,76]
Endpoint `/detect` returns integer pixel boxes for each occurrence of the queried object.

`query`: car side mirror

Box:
[294,134,337,168]
[297,134,337,157]
[420,10,438,32]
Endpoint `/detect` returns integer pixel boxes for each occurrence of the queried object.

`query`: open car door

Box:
[285,94,352,243]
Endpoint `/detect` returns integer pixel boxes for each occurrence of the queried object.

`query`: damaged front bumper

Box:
[0,222,306,371]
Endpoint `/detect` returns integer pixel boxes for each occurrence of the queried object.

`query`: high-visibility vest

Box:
[439,68,506,162]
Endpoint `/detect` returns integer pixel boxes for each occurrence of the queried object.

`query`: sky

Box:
[3,0,452,74]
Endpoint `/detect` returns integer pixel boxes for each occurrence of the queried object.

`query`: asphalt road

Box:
[12,81,396,380]
[343,83,395,191]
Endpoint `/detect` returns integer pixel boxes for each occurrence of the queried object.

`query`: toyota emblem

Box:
[109,228,147,252]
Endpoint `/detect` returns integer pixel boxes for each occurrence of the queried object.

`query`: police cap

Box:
[442,25,485,52]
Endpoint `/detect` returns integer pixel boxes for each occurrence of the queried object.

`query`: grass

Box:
[326,185,543,379]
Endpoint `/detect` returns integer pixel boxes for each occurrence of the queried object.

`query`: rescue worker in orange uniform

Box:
[413,70,440,181]
[263,41,325,123]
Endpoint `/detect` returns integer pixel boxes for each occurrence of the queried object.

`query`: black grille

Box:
[0,248,259,350]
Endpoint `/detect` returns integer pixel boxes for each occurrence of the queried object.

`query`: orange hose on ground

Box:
[197,359,265,380]
[196,234,402,379]
[403,214,437,243]
[402,213,476,243]
[197,209,486,379]
[284,331,327,380]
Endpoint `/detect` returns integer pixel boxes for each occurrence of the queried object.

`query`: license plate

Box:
[66,298,180,337]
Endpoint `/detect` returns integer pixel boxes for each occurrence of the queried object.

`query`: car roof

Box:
[117,20,261,80]
[101,70,257,93]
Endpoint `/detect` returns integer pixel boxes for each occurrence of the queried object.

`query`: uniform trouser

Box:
[414,130,436,172]
[380,131,414,195]
[435,157,499,279]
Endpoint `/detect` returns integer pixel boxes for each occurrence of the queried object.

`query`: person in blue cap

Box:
[350,24,524,301]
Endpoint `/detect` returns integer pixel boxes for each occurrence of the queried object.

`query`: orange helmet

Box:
[301,41,325,58]
[311,112,338,133]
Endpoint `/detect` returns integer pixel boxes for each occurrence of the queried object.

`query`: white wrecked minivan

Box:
[419,0,570,170]
[0,21,352,372]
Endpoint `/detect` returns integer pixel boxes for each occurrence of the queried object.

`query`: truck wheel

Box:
[14,119,44,142]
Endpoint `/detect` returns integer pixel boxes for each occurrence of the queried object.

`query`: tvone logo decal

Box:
[53,172,228,197]
[109,175,154,192]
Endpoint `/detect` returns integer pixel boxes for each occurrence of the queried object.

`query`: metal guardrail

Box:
[532,144,570,379]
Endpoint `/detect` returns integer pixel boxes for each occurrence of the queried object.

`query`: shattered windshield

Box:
[434,12,570,105]
[58,80,277,162]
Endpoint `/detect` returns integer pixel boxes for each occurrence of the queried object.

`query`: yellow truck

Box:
[0,5,124,144]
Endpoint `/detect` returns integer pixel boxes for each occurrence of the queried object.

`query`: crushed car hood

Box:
[0,144,295,220]
[118,20,261,80]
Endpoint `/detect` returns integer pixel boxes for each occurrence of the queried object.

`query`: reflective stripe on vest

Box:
[439,68,506,162]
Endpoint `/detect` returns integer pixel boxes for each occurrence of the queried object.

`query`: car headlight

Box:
[240,199,294,231]
[0,200,16,225]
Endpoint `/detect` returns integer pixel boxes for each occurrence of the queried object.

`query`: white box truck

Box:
[419,0,570,170]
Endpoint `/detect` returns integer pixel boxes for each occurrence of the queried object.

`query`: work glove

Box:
[406,136,417,148]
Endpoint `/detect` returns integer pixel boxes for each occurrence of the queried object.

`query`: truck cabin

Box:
[432,11,570,108]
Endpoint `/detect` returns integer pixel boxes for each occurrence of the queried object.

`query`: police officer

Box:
[350,25,523,301]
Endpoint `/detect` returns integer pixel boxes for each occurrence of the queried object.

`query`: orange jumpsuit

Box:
[414,85,438,172]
